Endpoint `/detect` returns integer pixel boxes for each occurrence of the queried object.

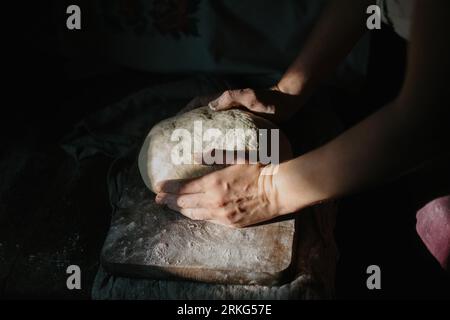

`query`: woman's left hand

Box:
[155,163,282,228]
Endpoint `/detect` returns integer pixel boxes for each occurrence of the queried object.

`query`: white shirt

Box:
[378,0,415,40]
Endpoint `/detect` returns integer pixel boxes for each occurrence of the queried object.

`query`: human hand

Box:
[207,87,306,123]
[155,162,284,228]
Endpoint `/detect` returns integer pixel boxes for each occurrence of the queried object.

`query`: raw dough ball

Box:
[138,106,290,193]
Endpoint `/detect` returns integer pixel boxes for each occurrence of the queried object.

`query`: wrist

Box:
[258,164,284,219]
[271,162,305,215]
[273,155,329,215]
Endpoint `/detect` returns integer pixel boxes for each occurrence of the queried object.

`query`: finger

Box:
[156,192,219,209]
[155,177,204,194]
[208,89,262,112]
[165,201,232,225]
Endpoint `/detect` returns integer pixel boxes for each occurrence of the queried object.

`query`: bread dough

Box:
[138,106,289,192]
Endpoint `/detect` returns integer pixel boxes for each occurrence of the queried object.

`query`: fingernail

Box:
[208,100,218,110]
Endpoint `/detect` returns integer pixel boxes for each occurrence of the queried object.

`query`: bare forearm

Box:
[274,98,449,214]
[278,0,373,95]
[274,0,450,214]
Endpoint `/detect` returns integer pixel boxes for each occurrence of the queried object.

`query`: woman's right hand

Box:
[207,87,306,124]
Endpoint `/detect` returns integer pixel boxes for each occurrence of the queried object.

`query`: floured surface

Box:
[101,163,296,285]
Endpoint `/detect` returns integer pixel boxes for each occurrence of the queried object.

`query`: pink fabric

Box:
[416,195,450,271]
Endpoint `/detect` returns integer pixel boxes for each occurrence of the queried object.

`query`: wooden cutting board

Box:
[101,202,296,286]
[100,162,296,286]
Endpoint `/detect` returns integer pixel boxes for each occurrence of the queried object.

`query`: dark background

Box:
[1,1,448,299]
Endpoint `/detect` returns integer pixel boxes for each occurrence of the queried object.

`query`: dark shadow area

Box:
[1,2,448,299]
[334,27,449,299]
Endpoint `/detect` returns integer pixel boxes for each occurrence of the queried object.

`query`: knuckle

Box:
[224,209,238,223]
[213,197,226,208]
[249,99,258,109]
[222,90,233,100]
[176,197,185,207]
[240,88,251,95]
